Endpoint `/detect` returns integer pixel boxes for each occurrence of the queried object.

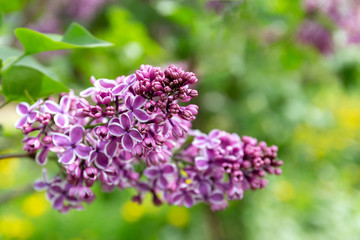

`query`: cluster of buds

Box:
[16,64,283,212]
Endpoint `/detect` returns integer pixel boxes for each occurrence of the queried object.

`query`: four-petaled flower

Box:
[15,99,43,128]
[53,126,91,164]
[44,98,71,128]
[108,114,142,151]
[125,95,149,122]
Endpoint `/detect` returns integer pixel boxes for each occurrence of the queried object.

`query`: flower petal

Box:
[34,180,48,191]
[125,95,133,110]
[94,152,110,169]
[162,164,176,175]
[59,149,75,164]
[105,139,118,157]
[52,195,64,210]
[111,83,126,96]
[133,109,149,122]
[144,167,159,178]
[209,192,224,204]
[70,126,84,144]
[99,78,116,89]
[27,112,38,123]
[16,102,30,115]
[129,130,142,142]
[108,123,126,136]
[75,144,91,159]
[80,87,95,97]
[184,195,194,208]
[54,114,69,128]
[44,100,61,114]
[121,134,134,151]
[133,96,147,109]
[36,148,49,165]
[195,157,209,171]
[52,133,70,146]
[15,116,27,129]
[120,114,131,130]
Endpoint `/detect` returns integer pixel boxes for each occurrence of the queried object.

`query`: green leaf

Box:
[14,22,113,54]
[2,66,67,102]
[0,47,23,70]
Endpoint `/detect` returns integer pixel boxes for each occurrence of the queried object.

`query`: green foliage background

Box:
[1,0,360,239]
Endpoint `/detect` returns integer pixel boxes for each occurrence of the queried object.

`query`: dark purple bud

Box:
[105,106,115,118]
[180,109,193,121]
[43,135,53,145]
[138,123,149,134]
[164,86,172,93]
[169,104,180,114]
[189,89,198,98]
[241,161,252,169]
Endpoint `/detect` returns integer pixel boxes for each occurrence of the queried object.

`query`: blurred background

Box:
[1,0,360,239]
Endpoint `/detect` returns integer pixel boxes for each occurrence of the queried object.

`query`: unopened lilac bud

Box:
[22,124,33,135]
[274,168,282,175]
[222,162,232,173]
[105,106,115,117]
[96,90,113,105]
[154,135,165,146]
[89,105,103,118]
[138,123,149,134]
[23,138,41,152]
[144,137,154,148]
[180,109,193,121]
[164,86,172,93]
[186,104,198,115]
[241,161,252,169]
[232,170,244,182]
[152,81,163,91]
[178,93,187,100]
[84,167,98,187]
[169,104,180,114]
[188,89,198,98]
[95,126,109,140]
[43,135,53,145]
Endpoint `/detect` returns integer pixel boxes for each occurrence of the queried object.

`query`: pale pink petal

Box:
[54,114,69,128]
[80,87,95,97]
[108,123,126,136]
[52,133,70,146]
[75,144,91,158]
[59,149,75,164]
[70,126,84,144]
[16,102,29,115]
[44,100,61,114]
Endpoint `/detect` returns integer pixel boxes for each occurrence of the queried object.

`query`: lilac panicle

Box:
[15,64,283,212]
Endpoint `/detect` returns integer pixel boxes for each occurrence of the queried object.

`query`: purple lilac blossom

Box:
[300,0,360,53]
[16,64,283,212]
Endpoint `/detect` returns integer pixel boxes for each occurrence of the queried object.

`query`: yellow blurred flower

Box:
[22,192,49,217]
[167,207,189,228]
[273,180,295,202]
[0,214,33,239]
[121,201,145,222]
[0,156,19,189]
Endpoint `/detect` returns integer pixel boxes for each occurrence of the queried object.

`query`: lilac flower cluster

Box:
[16,65,283,212]
[299,0,360,54]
